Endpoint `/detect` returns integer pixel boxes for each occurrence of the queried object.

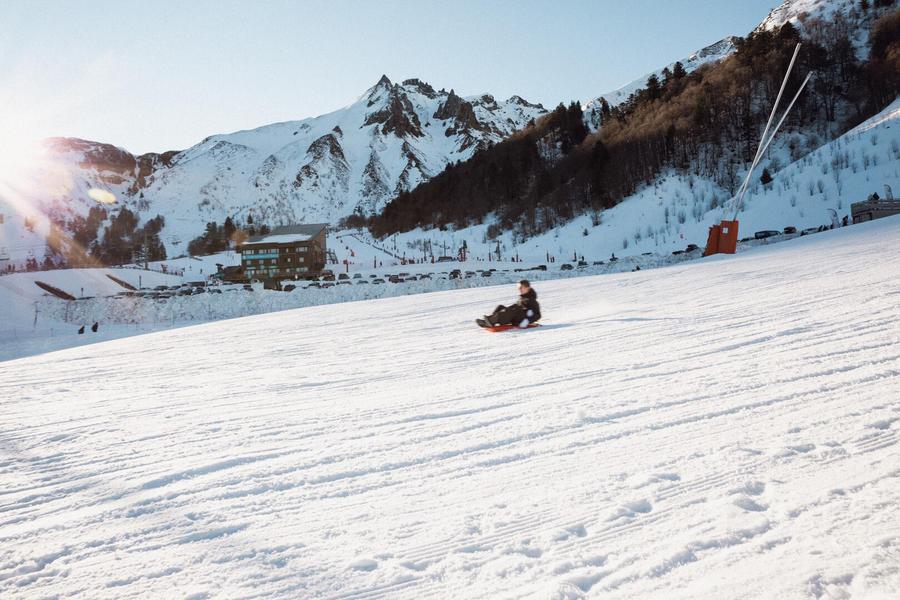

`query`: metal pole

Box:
[731,43,802,219]
[743,73,812,180]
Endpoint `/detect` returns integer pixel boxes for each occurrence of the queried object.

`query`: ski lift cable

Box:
[728,43,802,219]
[733,71,812,218]
[731,69,813,221]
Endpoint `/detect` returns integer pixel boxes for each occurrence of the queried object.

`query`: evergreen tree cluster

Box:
[185,217,269,256]
[91,208,167,265]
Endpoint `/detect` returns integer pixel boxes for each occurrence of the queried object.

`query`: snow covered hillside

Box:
[382,96,900,266]
[7,77,544,261]
[3,215,900,599]
[583,0,893,127]
[0,267,184,361]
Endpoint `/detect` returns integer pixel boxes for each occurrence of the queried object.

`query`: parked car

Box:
[754,230,781,240]
[283,284,296,292]
[352,273,362,279]
[154,285,169,291]
[672,250,685,256]
[371,278,385,284]
[389,275,404,283]
[338,273,350,280]
[800,227,819,236]
[356,279,369,285]
[535,265,547,271]
[560,263,574,271]
[685,244,700,252]
[449,269,462,279]
[481,271,492,277]
[419,274,432,280]
[577,260,588,268]
[593,261,605,266]
[436,256,455,263]
[337,281,351,286]
[783,226,798,234]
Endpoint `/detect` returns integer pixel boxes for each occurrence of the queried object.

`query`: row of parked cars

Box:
[744,226,822,242]
[114,281,235,300]
[300,267,524,289]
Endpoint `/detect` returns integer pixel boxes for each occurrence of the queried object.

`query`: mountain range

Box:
[2,0,897,265]
[21,78,545,255]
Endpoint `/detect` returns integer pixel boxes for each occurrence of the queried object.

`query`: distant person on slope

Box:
[477,280,541,328]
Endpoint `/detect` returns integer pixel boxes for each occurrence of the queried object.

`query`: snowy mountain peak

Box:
[22,77,545,258]
[584,35,738,124]
[401,78,438,98]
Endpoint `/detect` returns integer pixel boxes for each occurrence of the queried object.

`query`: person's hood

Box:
[520,288,537,300]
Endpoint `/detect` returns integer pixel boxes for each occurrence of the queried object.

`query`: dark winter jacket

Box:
[516,288,541,324]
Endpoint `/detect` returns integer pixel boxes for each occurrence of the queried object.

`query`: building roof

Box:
[243,224,327,246]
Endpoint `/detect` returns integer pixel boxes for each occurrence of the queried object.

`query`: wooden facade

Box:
[238,224,327,281]
[851,199,900,224]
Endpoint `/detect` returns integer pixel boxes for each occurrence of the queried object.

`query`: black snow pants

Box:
[487,304,526,326]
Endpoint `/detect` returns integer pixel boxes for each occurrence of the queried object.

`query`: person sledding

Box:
[476,279,541,329]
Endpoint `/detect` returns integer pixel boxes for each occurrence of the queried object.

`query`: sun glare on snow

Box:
[88,188,117,204]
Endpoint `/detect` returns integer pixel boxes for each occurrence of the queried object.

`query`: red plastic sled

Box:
[484,323,542,333]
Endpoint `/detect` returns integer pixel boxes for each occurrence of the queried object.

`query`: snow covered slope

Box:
[3,216,900,598]
[12,77,544,259]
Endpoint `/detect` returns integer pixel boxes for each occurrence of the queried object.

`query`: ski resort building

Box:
[851,197,900,224]
[238,224,327,281]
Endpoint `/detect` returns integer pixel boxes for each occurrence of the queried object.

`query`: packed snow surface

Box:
[2,217,900,598]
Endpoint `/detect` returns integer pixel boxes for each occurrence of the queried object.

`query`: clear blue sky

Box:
[0,0,775,154]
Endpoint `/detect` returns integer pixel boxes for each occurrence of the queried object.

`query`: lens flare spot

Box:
[88,188,117,204]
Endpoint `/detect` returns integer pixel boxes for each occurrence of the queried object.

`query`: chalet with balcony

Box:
[238,224,327,281]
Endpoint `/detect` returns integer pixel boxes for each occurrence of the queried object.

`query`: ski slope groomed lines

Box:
[2,217,900,599]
